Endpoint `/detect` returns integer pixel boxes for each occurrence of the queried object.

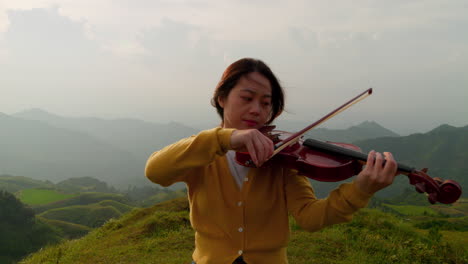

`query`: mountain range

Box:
[354,124,468,198]
[1,108,465,196]
[305,120,399,142]
[1,109,197,189]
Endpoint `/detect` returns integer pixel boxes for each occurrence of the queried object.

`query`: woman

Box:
[145,58,398,264]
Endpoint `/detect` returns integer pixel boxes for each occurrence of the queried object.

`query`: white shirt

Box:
[226,151,250,189]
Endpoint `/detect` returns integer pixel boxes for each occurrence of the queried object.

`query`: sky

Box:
[0,0,467,135]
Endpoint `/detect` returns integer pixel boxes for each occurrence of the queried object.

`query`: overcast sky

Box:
[0,0,467,135]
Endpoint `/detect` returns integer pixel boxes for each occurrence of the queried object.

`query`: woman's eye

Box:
[263,102,271,107]
[242,96,252,101]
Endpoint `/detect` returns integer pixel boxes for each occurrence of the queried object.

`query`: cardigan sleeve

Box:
[145,127,235,187]
[284,169,373,232]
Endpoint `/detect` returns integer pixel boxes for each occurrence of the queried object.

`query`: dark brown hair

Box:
[211,58,285,125]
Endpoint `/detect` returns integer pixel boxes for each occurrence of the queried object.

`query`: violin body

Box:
[236,130,463,204]
[236,132,363,182]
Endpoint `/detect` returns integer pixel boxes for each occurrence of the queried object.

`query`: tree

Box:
[0,190,60,264]
[0,190,35,225]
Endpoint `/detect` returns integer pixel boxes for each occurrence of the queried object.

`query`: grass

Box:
[38,204,123,228]
[33,192,129,213]
[383,204,439,216]
[97,200,134,214]
[288,210,467,264]
[20,197,194,264]
[17,188,77,205]
[38,216,91,239]
[441,230,468,251]
[19,197,468,264]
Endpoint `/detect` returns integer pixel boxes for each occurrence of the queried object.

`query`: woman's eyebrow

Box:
[241,88,272,98]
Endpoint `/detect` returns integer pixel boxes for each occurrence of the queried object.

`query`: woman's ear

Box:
[217,96,225,108]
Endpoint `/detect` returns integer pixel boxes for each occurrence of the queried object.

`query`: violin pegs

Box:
[433,177,443,185]
[421,168,428,173]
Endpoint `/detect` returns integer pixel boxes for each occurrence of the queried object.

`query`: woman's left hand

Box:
[355,151,398,195]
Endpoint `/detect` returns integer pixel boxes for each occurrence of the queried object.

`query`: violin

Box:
[236,89,463,204]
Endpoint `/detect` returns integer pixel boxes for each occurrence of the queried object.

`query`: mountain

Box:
[304,120,399,142]
[13,108,199,162]
[1,109,198,189]
[353,124,468,198]
[0,114,142,188]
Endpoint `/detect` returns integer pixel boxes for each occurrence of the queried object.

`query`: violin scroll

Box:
[404,168,462,204]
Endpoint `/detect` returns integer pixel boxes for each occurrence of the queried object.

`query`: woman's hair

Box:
[211,58,285,125]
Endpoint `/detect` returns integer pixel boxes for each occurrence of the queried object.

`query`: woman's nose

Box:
[248,101,261,115]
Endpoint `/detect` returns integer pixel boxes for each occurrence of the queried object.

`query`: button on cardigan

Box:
[145,127,372,264]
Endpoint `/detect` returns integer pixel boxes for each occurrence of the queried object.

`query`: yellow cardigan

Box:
[145,127,372,264]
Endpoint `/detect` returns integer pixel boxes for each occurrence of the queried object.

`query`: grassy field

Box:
[18,188,77,205]
[383,204,439,216]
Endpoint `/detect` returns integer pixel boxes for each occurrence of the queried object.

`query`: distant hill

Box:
[56,177,117,193]
[354,124,468,198]
[13,108,199,162]
[3,109,198,189]
[0,174,54,193]
[304,120,399,142]
[0,114,142,188]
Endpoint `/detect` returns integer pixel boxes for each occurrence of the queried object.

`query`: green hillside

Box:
[140,188,187,207]
[20,197,468,264]
[56,177,117,193]
[38,216,91,239]
[0,175,54,193]
[18,188,77,205]
[38,201,132,228]
[33,192,130,213]
[97,200,134,214]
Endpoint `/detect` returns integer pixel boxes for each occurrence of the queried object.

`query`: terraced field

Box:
[17,188,77,205]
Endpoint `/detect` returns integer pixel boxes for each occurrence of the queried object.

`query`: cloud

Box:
[0,8,144,115]
[0,1,466,133]
[4,7,99,64]
[138,18,222,70]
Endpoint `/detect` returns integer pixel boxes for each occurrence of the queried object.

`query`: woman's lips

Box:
[243,120,258,127]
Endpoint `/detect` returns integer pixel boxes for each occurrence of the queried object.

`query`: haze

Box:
[1,0,467,135]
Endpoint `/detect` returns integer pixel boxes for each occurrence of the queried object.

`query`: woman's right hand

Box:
[230,129,274,167]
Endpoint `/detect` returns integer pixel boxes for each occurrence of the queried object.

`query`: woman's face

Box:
[218,72,272,130]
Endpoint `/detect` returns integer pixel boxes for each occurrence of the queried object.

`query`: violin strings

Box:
[271,91,372,156]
